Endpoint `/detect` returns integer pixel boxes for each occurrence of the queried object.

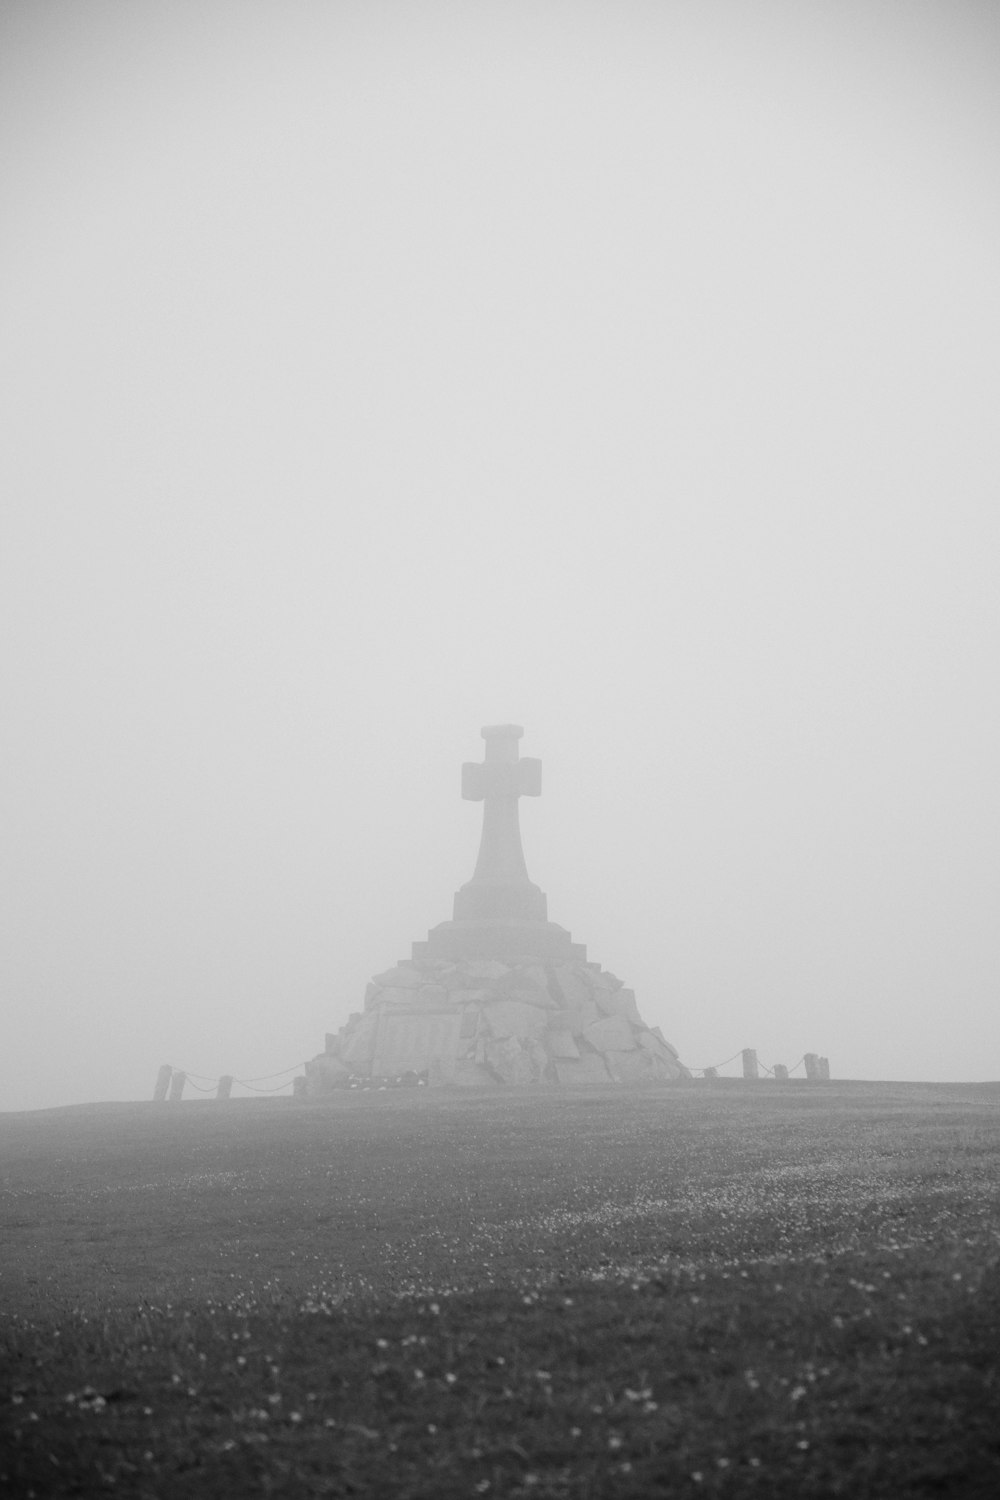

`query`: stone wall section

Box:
[306,956,689,1094]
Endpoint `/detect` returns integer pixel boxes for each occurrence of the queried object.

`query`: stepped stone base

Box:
[414,918,586,963]
[306,953,689,1094]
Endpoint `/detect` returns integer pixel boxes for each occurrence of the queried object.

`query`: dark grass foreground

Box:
[1,1082,998,1498]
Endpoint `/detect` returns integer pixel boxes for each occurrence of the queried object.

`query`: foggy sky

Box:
[2,1,999,1110]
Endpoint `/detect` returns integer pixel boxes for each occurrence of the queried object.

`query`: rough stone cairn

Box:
[307,725,688,1092]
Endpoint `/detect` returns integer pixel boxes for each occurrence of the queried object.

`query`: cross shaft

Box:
[452,725,545,923]
[462,725,541,884]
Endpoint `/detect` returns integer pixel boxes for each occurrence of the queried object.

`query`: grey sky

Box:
[2,1,999,1109]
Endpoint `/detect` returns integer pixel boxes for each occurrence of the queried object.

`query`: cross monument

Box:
[413,724,585,962]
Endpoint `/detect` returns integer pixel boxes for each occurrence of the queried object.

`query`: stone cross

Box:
[461,724,541,883]
[415,723,585,959]
[452,724,546,924]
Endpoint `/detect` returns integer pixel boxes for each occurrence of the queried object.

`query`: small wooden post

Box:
[168,1069,187,1102]
[804,1053,820,1080]
[153,1065,172,1102]
[216,1075,233,1100]
[773,1063,789,1081]
[742,1048,759,1080]
[703,1067,718,1080]
[818,1056,831,1080]
[292,1076,307,1099]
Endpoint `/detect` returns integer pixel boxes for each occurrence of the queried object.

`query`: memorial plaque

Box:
[371,1010,462,1077]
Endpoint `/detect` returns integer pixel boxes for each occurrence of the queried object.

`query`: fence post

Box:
[153,1065,172,1102]
[742,1048,759,1080]
[703,1066,718,1080]
[168,1070,187,1102]
[216,1075,233,1100]
[773,1063,789,1081]
[804,1053,819,1080]
[818,1056,831,1081]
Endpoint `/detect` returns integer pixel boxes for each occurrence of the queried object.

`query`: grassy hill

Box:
[2,1081,998,1497]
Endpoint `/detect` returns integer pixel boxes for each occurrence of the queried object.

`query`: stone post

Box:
[818,1056,830,1081]
[168,1070,187,1102]
[773,1063,789,1081]
[153,1065,172,1102]
[216,1075,233,1100]
[804,1052,820,1080]
[703,1066,718,1079]
[742,1048,759,1080]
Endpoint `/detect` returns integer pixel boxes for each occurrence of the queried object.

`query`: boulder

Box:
[323,951,687,1090]
[545,1028,580,1059]
[414,984,450,1009]
[650,1026,680,1057]
[464,959,511,981]
[486,1036,541,1086]
[549,964,592,1008]
[549,1002,600,1033]
[516,963,550,994]
[583,1014,637,1053]
[449,988,491,1008]
[378,986,429,1009]
[651,1052,686,1081]
[605,1049,657,1082]
[637,1029,677,1063]
[483,1000,549,1039]
[305,1054,351,1093]
[340,1013,379,1067]
[594,988,643,1026]
[371,964,424,989]
[493,966,547,999]
[554,1054,612,1086]
[504,985,553,1009]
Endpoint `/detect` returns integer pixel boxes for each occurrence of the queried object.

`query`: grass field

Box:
[1,1081,998,1498]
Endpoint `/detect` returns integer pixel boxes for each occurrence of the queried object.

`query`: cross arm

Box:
[462,757,542,801]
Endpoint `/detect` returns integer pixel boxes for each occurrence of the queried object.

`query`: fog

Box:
[2,1,998,1110]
